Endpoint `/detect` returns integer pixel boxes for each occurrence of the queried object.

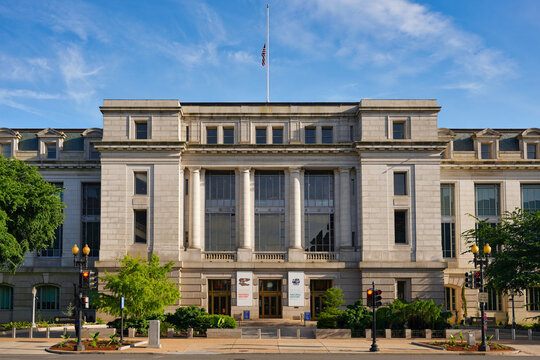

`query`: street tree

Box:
[462,209,540,295]
[96,254,181,319]
[0,156,64,270]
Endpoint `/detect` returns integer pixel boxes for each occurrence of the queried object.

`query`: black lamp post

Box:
[471,243,491,352]
[72,244,90,352]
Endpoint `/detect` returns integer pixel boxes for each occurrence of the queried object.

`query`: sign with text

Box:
[288,271,304,307]
[237,271,253,307]
[478,292,488,303]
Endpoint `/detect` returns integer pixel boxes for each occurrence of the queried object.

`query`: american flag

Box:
[261,44,266,66]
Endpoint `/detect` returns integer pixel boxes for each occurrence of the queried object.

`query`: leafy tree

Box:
[322,287,344,315]
[96,254,181,319]
[0,156,64,270]
[462,209,540,295]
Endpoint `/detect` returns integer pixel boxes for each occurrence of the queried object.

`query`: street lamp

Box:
[471,243,491,352]
[31,287,37,328]
[72,244,90,352]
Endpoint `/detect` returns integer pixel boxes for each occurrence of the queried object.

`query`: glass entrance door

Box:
[259,279,282,318]
[208,279,231,315]
[310,279,332,319]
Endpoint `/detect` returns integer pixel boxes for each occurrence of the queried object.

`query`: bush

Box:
[317,313,341,329]
[108,317,149,333]
[165,306,209,333]
[201,315,237,329]
[322,288,344,315]
[340,300,372,331]
[160,321,174,336]
[374,299,450,330]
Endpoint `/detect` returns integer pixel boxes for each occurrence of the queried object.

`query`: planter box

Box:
[315,329,351,339]
[206,328,242,338]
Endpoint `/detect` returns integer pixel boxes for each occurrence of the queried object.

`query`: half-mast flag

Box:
[261,44,266,66]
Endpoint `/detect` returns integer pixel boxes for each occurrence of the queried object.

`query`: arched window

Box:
[36,285,59,310]
[0,285,13,310]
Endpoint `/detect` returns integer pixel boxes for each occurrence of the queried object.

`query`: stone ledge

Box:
[206,328,242,338]
[315,329,351,339]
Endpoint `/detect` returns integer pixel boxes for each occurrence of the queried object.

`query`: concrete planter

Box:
[315,329,351,339]
[206,328,242,338]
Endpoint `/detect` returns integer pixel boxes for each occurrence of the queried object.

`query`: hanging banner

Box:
[288,271,304,307]
[236,271,253,307]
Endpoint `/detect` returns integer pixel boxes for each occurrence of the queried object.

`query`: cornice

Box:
[441,160,540,170]
[186,144,356,155]
[356,141,447,152]
[26,161,101,169]
[356,106,441,114]
[93,141,186,152]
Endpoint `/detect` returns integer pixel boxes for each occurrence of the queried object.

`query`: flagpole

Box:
[266,4,269,103]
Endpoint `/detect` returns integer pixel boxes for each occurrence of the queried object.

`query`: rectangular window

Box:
[82,183,100,257]
[135,122,148,139]
[255,171,284,207]
[305,213,335,252]
[445,287,457,311]
[475,184,500,217]
[394,172,407,196]
[255,171,285,251]
[304,171,335,252]
[522,184,540,211]
[89,143,99,160]
[134,172,148,195]
[272,128,283,144]
[205,213,236,251]
[350,125,354,142]
[256,128,267,144]
[255,214,285,251]
[394,210,407,244]
[485,287,502,311]
[527,287,540,311]
[36,286,59,310]
[223,128,234,144]
[205,171,236,251]
[527,144,537,159]
[186,126,189,142]
[304,171,334,208]
[321,127,333,144]
[441,184,456,258]
[46,143,56,159]
[393,122,405,139]
[1,143,11,158]
[305,127,316,144]
[0,286,13,310]
[481,143,492,159]
[206,127,217,144]
[39,183,63,257]
[397,280,407,301]
[134,209,147,243]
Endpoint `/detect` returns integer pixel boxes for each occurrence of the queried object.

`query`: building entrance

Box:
[310,279,333,319]
[259,279,282,318]
[208,279,231,315]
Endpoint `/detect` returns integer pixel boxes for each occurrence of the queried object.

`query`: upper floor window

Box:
[393,172,407,196]
[207,127,217,144]
[272,127,283,144]
[134,209,147,243]
[441,184,456,258]
[135,121,148,139]
[0,143,11,158]
[305,127,316,144]
[393,122,405,139]
[82,183,100,257]
[475,184,500,217]
[36,285,59,310]
[46,143,56,159]
[223,128,234,144]
[304,171,334,207]
[0,285,13,310]
[205,171,236,251]
[527,144,537,159]
[134,172,148,195]
[256,128,267,144]
[205,171,236,207]
[394,210,407,244]
[480,143,492,159]
[321,127,333,144]
[255,171,285,252]
[527,287,540,311]
[39,182,63,256]
[521,184,540,211]
[304,171,334,252]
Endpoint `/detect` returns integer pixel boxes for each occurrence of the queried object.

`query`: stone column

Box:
[290,168,302,249]
[339,168,352,248]
[240,167,252,249]
[266,125,272,144]
[190,168,201,249]
[179,167,184,250]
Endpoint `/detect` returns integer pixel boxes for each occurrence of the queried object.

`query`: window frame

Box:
[480,143,492,159]
[223,127,234,144]
[134,171,148,196]
[321,127,333,144]
[0,143,12,158]
[445,286,457,311]
[521,183,540,211]
[255,128,267,144]
[394,210,408,244]
[134,209,148,244]
[205,171,236,251]
[305,126,316,144]
[36,285,60,310]
[441,183,456,258]
[135,121,148,140]
[82,183,101,257]
[46,142,57,159]
[304,170,335,252]
[272,127,283,144]
[206,127,218,144]
[392,121,405,140]
[393,172,407,196]
[0,285,13,310]
[527,143,538,159]
[254,171,285,252]
[527,287,540,311]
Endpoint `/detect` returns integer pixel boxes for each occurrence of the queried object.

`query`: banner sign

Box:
[288,271,304,307]
[236,271,253,307]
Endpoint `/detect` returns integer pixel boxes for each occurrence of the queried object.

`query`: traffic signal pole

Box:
[369,281,379,352]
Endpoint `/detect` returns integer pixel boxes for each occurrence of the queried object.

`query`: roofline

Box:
[13,128,96,132]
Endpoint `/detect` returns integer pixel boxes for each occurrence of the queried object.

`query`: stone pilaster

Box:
[189,167,201,249]
[339,167,352,248]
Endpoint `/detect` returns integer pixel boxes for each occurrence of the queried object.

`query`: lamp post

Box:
[72,244,90,352]
[31,287,37,328]
[471,243,491,352]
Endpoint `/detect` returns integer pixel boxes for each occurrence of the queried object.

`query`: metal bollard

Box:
[257,328,261,339]
[63,327,67,336]
[512,328,516,340]
[277,328,280,339]
[528,329,532,341]
[297,328,300,339]
[494,328,499,341]
[11,328,16,338]
[46,327,50,339]
[29,327,33,339]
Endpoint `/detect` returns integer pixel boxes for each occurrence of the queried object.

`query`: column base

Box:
[237,248,253,262]
[183,248,202,262]
[288,248,305,262]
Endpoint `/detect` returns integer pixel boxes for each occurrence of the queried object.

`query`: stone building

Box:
[0,99,538,324]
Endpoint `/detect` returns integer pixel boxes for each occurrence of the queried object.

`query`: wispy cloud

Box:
[0,55,52,81]
[0,89,63,116]
[58,46,103,102]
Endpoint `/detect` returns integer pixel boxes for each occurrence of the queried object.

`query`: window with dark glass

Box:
[134,209,147,243]
[89,142,99,160]
[475,184,500,217]
[135,122,148,139]
[223,128,234,144]
[82,183,100,257]
[134,172,148,195]
[527,287,540,311]
[256,128,267,144]
[481,143,492,159]
[397,280,407,300]
[394,172,407,195]
[441,184,456,258]
[393,122,405,139]
[394,210,407,244]
[305,127,316,144]
[208,279,231,315]
[0,285,13,310]
[1,143,11,158]
[445,287,456,311]
[272,128,283,144]
[205,171,236,251]
[527,144,537,159]
[186,126,190,142]
[304,171,334,252]
[485,287,502,311]
[206,127,217,144]
[46,143,56,159]
[255,171,285,251]
[36,286,59,310]
[40,183,63,257]
[522,184,540,211]
[321,127,333,144]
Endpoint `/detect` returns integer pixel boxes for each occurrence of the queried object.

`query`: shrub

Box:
[317,313,340,329]
[201,315,237,329]
[322,288,344,315]
[108,317,149,332]
[340,300,372,330]
[374,299,450,330]
[165,306,209,333]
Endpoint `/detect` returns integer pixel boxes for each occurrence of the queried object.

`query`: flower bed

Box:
[424,341,515,352]
[50,340,135,351]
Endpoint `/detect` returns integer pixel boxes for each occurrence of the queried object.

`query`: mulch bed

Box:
[50,340,135,351]
[424,341,516,352]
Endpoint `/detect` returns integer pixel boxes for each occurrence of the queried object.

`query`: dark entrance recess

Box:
[208,279,231,315]
[259,279,282,318]
[310,279,333,319]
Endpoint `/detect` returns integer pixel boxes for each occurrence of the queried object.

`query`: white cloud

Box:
[58,46,102,102]
[0,88,63,116]
[0,55,52,81]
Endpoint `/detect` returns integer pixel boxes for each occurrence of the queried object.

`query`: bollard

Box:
[467,332,475,346]
[46,327,50,339]
[528,329,532,341]
[147,320,161,348]
[187,328,193,338]
[385,329,391,338]
[512,328,516,340]
[128,328,136,338]
[29,327,33,339]
[167,328,175,338]
[365,328,371,339]
[494,329,499,341]
[297,328,300,339]
[425,329,432,339]
[11,328,16,339]
[257,328,261,339]
[277,328,281,339]
[63,327,67,337]
[405,329,411,339]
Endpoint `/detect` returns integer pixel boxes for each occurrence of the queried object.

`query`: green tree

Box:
[0,156,64,270]
[462,209,540,295]
[322,287,345,315]
[96,254,181,319]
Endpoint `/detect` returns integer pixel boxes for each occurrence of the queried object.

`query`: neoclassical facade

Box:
[0,99,538,324]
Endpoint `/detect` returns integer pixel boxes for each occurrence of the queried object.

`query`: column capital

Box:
[290,167,302,174]
[240,167,251,173]
[189,166,201,173]
[338,167,351,173]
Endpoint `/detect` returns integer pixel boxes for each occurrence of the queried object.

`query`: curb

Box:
[118,340,148,351]
[411,342,446,351]
[45,348,107,355]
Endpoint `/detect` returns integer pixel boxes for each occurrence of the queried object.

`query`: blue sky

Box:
[1,0,539,130]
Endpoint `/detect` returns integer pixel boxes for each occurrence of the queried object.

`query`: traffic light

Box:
[464,272,474,288]
[374,289,382,307]
[88,270,98,289]
[83,296,89,309]
[367,289,374,307]
[81,270,89,288]
[474,271,482,288]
